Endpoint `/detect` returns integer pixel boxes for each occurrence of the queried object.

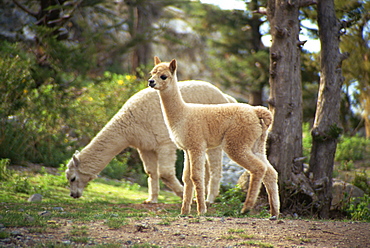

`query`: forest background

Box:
[0,0,369,219]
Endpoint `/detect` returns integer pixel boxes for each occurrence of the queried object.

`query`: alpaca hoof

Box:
[198,208,207,216]
[143,199,157,204]
[240,208,250,215]
[181,208,191,216]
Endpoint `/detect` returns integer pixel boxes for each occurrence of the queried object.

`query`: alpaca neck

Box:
[78,118,130,175]
[158,78,186,127]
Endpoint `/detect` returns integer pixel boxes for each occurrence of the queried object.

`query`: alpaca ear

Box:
[154,56,161,65]
[169,59,177,74]
[72,150,80,167]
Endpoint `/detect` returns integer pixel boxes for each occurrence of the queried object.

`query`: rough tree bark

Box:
[266,0,317,212]
[248,0,265,106]
[131,3,153,73]
[308,0,348,218]
[126,0,160,76]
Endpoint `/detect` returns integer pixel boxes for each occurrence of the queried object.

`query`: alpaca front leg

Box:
[181,151,193,215]
[205,147,223,204]
[188,149,207,215]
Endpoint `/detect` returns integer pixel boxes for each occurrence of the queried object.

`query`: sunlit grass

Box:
[0,169,181,229]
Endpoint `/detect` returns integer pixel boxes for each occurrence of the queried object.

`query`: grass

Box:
[0,168,181,229]
[0,167,182,247]
[237,240,274,247]
[1,160,369,247]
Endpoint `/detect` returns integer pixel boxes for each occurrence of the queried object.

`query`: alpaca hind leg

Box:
[181,151,194,215]
[254,150,280,218]
[262,163,280,218]
[138,149,159,203]
[188,148,207,215]
[205,147,223,204]
[157,146,183,198]
[225,148,267,214]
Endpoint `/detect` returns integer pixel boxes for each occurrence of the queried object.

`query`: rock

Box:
[331,179,365,210]
[10,230,22,237]
[237,170,250,192]
[52,207,64,211]
[38,211,51,217]
[221,153,245,187]
[24,214,35,222]
[27,194,42,202]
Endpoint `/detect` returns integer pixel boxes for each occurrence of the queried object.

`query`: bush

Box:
[346,194,370,221]
[302,122,312,163]
[214,186,245,217]
[70,72,146,140]
[101,156,129,180]
[0,158,12,181]
[0,41,146,167]
[339,160,355,171]
[352,171,370,195]
[302,124,369,165]
[335,135,370,162]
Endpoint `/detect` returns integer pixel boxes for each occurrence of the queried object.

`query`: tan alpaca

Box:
[65,80,235,204]
[148,57,280,218]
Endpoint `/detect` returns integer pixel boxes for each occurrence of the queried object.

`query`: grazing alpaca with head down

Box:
[148,57,280,218]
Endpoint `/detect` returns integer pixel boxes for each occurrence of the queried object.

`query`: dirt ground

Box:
[3,203,370,248]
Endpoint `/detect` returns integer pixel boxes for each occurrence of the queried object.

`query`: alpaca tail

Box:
[255,106,273,128]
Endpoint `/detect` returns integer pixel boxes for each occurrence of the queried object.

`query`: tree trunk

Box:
[131,3,153,74]
[308,0,347,218]
[249,90,263,106]
[266,0,304,210]
[248,0,266,106]
[126,0,156,76]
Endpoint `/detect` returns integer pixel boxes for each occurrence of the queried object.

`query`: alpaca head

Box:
[148,56,177,90]
[65,150,97,198]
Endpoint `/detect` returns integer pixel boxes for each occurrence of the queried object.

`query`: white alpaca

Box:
[148,57,280,218]
[65,80,235,203]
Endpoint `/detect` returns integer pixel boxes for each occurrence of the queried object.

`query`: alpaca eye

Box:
[160,75,167,80]
[70,177,76,182]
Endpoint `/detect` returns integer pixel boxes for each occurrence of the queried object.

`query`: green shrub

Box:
[0,158,12,181]
[302,125,369,165]
[13,176,33,194]
[335,135,370,162]
[0,43,146,167]
[352,171,370,195]
[302,122,312,163]
[214,186,245,217]
[101,156,129,180]
[339,160,355,171]
[346,194,370,221]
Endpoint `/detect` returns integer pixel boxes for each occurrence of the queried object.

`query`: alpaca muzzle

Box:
[148,79,156,88]
[70,192,81,198]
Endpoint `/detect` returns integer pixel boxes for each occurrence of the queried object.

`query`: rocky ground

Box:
[1,203,369,248]
[2,163,369,247]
